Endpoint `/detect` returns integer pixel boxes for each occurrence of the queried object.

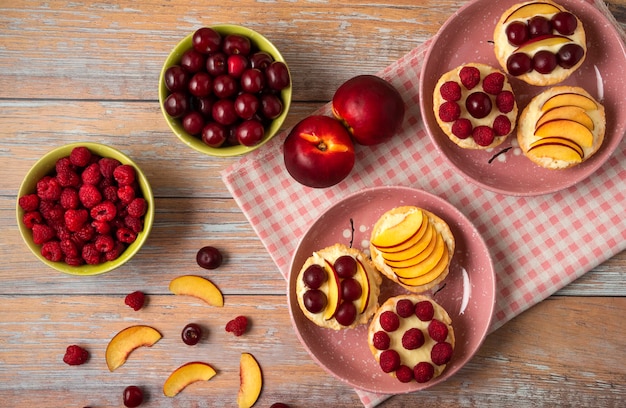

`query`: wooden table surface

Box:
[1,1,625,407]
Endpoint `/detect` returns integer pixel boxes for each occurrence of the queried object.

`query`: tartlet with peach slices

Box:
[295,243,382,330]
[517,86,605,169]
[370,206,454,293]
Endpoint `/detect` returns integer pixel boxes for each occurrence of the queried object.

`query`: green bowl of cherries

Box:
[159,25,292,157]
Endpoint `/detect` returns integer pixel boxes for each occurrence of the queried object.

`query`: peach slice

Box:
[105,325,162,372]
[385,228,438,269]
[536,106,594,131]
[163,362,217,397]
[354,258,371,314]
[169,275,224,307]
[514,35,571,55]
[528,143,583,163]
[541,93,598,112]
[534,119,594,147]
[381,222,433,262]
[322,260,342,320]
[504,2,562,23]
[370,209,423,248]
[376,213,429,253]
[392,233,446,279]
[529,137,584,158]
[398,248,449,287]
[238,352,262,408]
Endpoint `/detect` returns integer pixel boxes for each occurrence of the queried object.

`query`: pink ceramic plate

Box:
[420,0,626,196]
[287,186,496,393]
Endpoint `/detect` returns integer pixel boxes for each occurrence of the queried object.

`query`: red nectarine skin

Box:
[283,115,356,188]
[332,75,405,145]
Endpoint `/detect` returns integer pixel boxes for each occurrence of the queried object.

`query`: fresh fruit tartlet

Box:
[370,206,454,293]
[433,63,518,149]
[368,295,455,384]
[295,243,382,330]
[494,0,586,86]
[517,86,605,169]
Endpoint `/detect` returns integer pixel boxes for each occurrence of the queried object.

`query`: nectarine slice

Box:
[376,213,429,253]
[536,106,594,131]
[529,137,584,158]
[381,222,434,262]
[384,228,438,269]
[504,2,561,23]
[238,352,262,408]
[541,93,598,112]
[163,362,217,397]
[370,209,423,248]
[534,119,594,147]
[528,143,583,163]
[398,248,449,287]
[354,258,371,314]
[105,325,162,372]
[169,275,224,307]
[391,232,446,279]
[322,260,342,320]
[514,35,571,55]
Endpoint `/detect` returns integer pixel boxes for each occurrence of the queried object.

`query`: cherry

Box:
[164,65,190,92]
[532,50,557,74]
[335,301,357,326]
[235,119,265,146]
[528,16,552,38]
[302,264,327,289]
[341,278,362,301]
[188,72,213,97]
[164,92,189,118]
[303,289,327,313]
[465,92,492,119]
[212,99,239,126]
[234,93,260,120]
[260,93,283,119]
[557,44,584,69]
[265,61,290,90]
[505,21,529,46]
[181,323,203,345]
[213,74,239,99]
[193,95,215,117]
[206,52,228,76]
[182,111,205,135]
[552,12,577,35]
[507,53,533,76]
[250,51,273,70]
[123,386,143,408]
[333,255,357,278]
[196,246,223,269]
[202,122,227,147]
[227,54,250,78]
[180,48,205,73]
[223,34,252,55]
[240,68,265,93]
[192,27,222,54]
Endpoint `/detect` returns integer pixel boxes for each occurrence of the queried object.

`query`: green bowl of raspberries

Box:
[16,142,154,275]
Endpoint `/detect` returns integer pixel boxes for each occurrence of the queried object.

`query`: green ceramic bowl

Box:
[158,25,292,157]
[16,142,154,275]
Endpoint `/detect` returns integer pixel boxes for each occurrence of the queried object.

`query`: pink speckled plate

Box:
[287,186,496,393]
[420,0,626,196]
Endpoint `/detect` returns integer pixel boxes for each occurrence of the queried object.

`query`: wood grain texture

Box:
[1,0,625,406]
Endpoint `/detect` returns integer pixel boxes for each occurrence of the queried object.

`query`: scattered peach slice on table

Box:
[169,275,224,307]
[105,325,162,371]
[238,352,263,408]
[163,361,217,397]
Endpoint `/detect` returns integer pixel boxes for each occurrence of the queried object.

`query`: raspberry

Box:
[36,176,62,201]
[414,300,434,321]
[22,211,43,229]
[459,66,480,89]
[482,72,505,95]
[452,118,472,139]
[116,227,137,244]
[395,299,414,318]
[379,349,400,373]
[379,311,400,332]
[60,187,80,210]
[60,239,79,258]
[40,202,64,223]
[113,164,136,186]
[102,185,118,202]
[78,183,102,209]
[124,291,145,311]
[372,330,391,350]
[65,256,84,266]
[81,163,102,185]
[431,342,453,365]
[402,328,425,350]
[41,240,63,262]
[90,201,117,222]
[98,157,121,179]
[82,243,101,265]
[74,224,95,243]
[69,146,92,167]
[124,216,144,233]
[496,90,515,113]
[105,242,125,261]
[472,125,495,146]
[428,319,449,342]
[395,365,413,383]
[32,224,55,245]
[91,220,111,235]
[413,361,434,383]
[438,101,461,122]
[94,234,115,253]
[64,208,89,232]
[56,168,80,188]
[439,81,462,101]
[117,185,135,204]
[126,198,147,218]
[493,115,512,136]
[53,223,72,241]
[19,194,40,211]
[63,345,89,366]
[225,315,248,336]
[56,157,74,174]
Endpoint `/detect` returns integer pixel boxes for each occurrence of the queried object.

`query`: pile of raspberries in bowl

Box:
[16,142,154,276]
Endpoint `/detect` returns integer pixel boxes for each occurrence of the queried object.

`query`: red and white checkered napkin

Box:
[221,4,625,406]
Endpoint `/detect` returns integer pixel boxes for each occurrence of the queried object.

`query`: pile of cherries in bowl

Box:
[161,26,291,149]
